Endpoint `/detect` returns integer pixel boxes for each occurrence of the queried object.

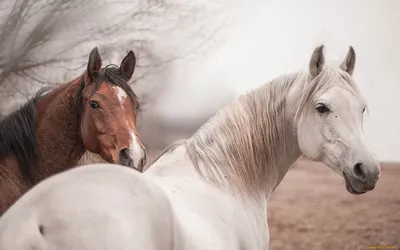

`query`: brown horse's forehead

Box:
[92,83,135,107]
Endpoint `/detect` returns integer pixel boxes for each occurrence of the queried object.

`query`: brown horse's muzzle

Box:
[118,148,146,172]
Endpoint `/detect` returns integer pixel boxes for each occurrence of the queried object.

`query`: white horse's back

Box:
[0,164,177,250]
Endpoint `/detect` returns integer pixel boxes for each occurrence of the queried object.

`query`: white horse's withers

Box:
[0,45,380,250]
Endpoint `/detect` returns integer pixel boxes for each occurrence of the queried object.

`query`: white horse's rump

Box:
[0,164,178,250]
[0,45,380,250]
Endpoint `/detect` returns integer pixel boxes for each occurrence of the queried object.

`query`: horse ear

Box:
[340,46,356,76]
[120,50,136,80]
[309,45,325,78]
[87,47,102,82]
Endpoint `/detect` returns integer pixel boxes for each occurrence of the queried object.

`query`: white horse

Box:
[0,45,380,250]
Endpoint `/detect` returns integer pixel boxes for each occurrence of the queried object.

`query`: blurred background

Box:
[0,0,399,249]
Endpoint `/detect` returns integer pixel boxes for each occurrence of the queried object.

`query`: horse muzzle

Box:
[118,148,146,172]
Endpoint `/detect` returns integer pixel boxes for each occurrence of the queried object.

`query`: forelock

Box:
[294,66,362,122]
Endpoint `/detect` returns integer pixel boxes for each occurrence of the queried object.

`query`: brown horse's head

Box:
[76,47,146,172]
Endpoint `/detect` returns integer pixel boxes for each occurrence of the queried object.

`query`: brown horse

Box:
[0,47,147,215]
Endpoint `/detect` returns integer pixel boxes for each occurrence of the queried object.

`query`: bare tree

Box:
[0,0,256,165]
[0,0,237,114]
[97,0,237,105]
[1,0,100,85]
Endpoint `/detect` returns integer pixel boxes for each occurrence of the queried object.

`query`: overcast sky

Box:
[156,0,400,162]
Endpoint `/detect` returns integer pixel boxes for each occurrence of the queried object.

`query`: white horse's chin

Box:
[343,172,368,195]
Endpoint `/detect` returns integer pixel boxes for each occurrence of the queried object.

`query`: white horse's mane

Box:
[181,66,363,197]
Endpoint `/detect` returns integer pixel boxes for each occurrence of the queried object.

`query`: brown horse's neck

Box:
[33,76,86,182]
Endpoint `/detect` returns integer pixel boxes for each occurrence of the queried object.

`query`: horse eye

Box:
[316,103,330,114]
[89,100,99,109]
[362,107,366,113]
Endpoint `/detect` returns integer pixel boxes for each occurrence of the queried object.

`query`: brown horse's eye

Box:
[89,100,100,109]
[316,103,330,114]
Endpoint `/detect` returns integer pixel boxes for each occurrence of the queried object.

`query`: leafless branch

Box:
[0,0,250,119]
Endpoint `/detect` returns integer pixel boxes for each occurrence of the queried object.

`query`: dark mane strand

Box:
[75,64,138,120]
[0,88,48,179]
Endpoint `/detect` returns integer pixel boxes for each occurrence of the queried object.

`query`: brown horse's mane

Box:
[75,64,139,121]
[0,88,49,179]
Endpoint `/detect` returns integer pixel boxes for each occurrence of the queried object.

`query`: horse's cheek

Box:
[80,114,100,150]
[297,119,321,160]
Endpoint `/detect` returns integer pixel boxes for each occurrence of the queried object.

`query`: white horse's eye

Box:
[316,103,330,114]
[362,107,366,113]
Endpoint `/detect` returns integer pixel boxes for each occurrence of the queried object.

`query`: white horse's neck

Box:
[186,72,307,199]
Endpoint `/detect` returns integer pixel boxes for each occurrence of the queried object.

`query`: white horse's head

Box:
[295,45,380,195]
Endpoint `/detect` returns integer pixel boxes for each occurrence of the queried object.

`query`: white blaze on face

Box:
[113,86,145,168]
[129,131,145,169]
[114,86,127,104]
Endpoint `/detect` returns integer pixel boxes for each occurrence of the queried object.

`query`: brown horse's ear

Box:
[120,50,136,80]
[87,47,102,82]
[339,46,356,76]
[309,45,325,78]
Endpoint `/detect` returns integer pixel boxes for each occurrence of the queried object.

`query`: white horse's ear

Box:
[340,46,356,76]
[309,45,325,78]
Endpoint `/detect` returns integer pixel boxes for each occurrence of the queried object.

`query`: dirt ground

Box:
[147,151,399,250]
[268,160,400,250]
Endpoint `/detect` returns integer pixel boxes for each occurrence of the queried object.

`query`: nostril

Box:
[119,148,129,159]
[353,162,366,181]
[118,148,134,168]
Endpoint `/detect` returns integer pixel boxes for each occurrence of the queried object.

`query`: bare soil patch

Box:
[268,160,400,250]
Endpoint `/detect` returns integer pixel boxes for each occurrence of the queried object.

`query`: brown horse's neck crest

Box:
[0,90,47,179]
